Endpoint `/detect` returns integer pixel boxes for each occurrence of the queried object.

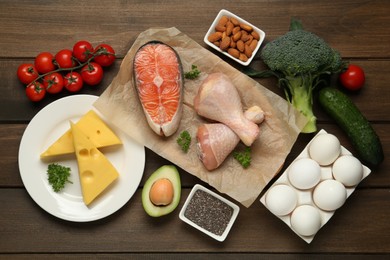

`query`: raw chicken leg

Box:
[197,124,238,171]
[194,73,260,146]
[197,106,264,171]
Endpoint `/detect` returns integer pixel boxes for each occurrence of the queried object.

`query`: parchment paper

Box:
[94,27,307,207]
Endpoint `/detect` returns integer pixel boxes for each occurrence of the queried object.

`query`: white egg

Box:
[288,158,321,190]
[265,184,298,216]
[313,179,347,211]
[309,133,341,166]
[290,205,322,237]
[332,155,363,187]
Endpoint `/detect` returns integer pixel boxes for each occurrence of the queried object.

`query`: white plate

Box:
[18,95,145,222]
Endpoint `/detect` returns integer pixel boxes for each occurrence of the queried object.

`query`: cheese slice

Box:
[70,122,119,206]
[41,110,121,158]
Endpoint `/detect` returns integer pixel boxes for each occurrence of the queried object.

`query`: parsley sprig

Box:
[233,147,251,168]
[184,64,201,79]
[47,163,73,192]
[177,130,191,153]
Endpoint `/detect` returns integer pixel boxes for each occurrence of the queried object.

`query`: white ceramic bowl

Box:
[179,184,240,242]
[204,9,266,66]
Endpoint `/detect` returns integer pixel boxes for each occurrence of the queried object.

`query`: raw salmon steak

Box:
[133,41,184,137]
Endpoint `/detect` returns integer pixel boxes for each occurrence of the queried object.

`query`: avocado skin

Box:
[142,165,181,217]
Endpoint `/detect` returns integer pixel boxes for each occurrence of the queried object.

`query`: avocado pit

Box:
[150,178,174,206]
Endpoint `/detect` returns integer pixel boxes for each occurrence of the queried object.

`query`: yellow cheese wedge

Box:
[41,110,121,158]
[70,122,119,206]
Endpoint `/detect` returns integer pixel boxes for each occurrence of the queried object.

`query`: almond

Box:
[245,35,254,46]
[240,23,253,32]
[218,16,229,27]
[219,36,231,51]
[232,31,242,42]
[239,53,248,62]
[232,26,241,35]
[236,40,245,52]
[230,17,240,26]
[244,44,253,58]
[208,32,222,42]
[230,40,236,48]
[226,21,234,36]
[249,39,258,51]
[228,48,240,58]
[241,32,251,42]
[251,31,260,40]
[215,24,226,32]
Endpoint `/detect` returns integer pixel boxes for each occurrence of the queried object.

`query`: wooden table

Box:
[1,0,389,258]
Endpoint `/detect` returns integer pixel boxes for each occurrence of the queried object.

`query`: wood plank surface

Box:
[0,0,389,258]
[0,188,389,254]
[0,0,389,58]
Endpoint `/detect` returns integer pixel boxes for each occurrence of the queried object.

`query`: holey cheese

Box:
[70,122,119,206]
[41,110,122,158]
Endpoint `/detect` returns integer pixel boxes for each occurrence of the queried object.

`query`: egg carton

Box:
[259,129,371,243]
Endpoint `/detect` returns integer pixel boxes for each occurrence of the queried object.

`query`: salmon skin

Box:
[133,41,184,137]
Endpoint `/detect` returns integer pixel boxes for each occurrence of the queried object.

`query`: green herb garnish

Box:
[177,130,191,153]
[233,147,251,168]
[47,163,73,192]
[184,64,201,79]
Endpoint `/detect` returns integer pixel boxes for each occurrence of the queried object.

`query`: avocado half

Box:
[142,165,181,217]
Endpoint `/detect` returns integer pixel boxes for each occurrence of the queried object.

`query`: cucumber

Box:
[318,87,384,167]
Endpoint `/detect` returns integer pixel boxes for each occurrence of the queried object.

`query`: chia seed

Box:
[184,189,233,236]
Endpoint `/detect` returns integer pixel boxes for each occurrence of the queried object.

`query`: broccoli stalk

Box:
[284,74,317,133]
[244,18,345,133]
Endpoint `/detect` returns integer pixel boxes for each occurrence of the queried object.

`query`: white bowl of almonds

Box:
[204,9,266,66]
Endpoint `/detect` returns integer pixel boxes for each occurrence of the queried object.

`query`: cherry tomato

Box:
[339,64,365,91]
[73,40,94,63]
[55,49,75,68]
[93,44,116,67]
[64,72,83,92]
[81,62,103,86]
[35,52,55,74]
[26,82,46,102]
[43,72,64,94]
[17,63,39,84]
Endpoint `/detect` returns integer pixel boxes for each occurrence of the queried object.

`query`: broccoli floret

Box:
[262,30,341,76]
[245,19,344,133]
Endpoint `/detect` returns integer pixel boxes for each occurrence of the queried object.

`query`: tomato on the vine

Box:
[17,40,114,101]
[81,62,103,86]
[35,52,55,74]
[64,72,83,92]
[73,40,94,63]
[339,64,365,91]
[43,72,64,94]
[55,49,75,68]
[17,63,39,84]
[93,44,116,67]
[26,82,46,102]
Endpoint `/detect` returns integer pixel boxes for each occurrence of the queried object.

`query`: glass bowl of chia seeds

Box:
[179,184,240,242]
